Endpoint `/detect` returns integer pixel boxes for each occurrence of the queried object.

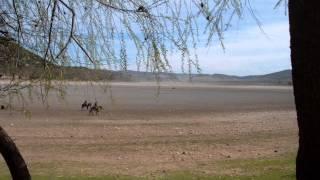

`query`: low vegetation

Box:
[0,153,295,179]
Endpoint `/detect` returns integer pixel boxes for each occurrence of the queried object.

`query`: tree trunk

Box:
[288,0,320,179]
[0,126,31,180]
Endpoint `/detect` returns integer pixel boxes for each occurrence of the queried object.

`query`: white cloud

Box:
[126,0,290,76]
[167,21,290,76]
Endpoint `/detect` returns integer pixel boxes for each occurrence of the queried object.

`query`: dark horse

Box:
[81,100,92,110]
[89,103,103,115]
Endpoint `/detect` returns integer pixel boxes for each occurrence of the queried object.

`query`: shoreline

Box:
[0,80,293,90]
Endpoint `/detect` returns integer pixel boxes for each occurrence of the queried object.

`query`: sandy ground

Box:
[0,82,298,176]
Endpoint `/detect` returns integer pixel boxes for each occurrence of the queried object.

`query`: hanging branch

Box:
[55,0,75,59]
[72,35,96,65]
[95,0,137,13]
[43,0,58,68]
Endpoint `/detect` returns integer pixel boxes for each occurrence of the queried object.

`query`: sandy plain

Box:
[0,82,297,177]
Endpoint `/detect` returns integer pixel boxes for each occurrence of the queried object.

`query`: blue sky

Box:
[194,0,290,76]
[130,0,290,76]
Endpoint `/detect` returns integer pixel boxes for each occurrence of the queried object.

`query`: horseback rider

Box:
[81,100,88,110]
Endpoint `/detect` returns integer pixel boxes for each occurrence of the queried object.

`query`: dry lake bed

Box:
[0,82,298,179]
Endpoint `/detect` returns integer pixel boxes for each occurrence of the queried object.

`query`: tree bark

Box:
[289,0,320,179]
[0,126,31,180]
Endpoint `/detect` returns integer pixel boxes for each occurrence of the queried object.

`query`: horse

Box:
[89,105,103,115]
[81,100,88,110]
[87,102,92,109]
[81,100,92,110]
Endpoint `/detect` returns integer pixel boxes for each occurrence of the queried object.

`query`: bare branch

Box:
[72,35,96,65]
[55,0,75,59]
[43,0,58,68]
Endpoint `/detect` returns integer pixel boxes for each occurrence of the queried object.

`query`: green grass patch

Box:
[0,175,142,180]
[0,153,296,179]
[210,152,296,180]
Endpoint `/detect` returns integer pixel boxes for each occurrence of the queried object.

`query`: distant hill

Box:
[0,37,292,85]
[0,36,45,79]
[171,70,292,85]
[238,70,292,84]
[113,69,292,85]
[0,36,115,81]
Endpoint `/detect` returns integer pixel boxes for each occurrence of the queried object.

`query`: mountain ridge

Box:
[0,37,292,85]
